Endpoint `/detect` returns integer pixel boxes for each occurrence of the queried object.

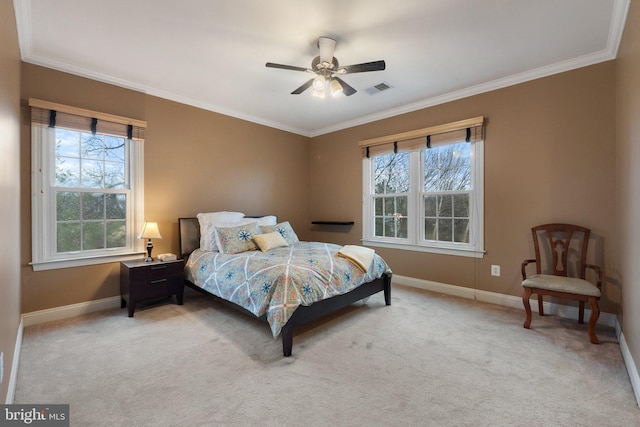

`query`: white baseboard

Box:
[619,332,640,407]
[392,274,617,328]
[22,296,122,327]
[5,318,23,404]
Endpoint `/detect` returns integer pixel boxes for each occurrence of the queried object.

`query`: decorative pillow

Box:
[215,222,262,254]
[197,211,245,251]
[260,221,299,245]
[253,231,289,252]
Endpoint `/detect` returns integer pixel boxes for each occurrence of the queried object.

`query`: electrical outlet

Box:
[491,265,501,277]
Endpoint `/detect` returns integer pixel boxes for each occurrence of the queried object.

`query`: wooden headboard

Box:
[178,217,200,259]
[178,215,275,259]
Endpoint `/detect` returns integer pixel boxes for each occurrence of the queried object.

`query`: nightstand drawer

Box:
[129,262,183,281]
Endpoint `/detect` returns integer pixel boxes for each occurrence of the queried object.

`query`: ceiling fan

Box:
[265,37,386,98]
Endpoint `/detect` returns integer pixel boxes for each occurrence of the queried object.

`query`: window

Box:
[362,118,484,257]
[30,99,146,271]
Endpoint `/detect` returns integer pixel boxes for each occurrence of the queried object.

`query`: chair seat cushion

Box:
[522,274,601,297]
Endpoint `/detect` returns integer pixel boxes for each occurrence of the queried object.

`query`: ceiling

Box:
[14,0,629,137]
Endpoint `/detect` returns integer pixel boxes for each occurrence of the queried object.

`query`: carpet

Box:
[14,285,638,426]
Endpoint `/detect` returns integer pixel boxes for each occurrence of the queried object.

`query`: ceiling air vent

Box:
[365,82,392,95]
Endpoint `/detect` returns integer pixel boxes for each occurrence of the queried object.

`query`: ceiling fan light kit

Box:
[330,78,343,96]
[266,36,386,97]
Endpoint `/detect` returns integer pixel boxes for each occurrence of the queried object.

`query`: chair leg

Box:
[578,301,585,324]
[523,287,532,329]
[587,297,600,344]
[537,294,544,316]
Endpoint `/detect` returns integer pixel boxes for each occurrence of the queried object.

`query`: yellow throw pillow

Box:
[253,231,289,252]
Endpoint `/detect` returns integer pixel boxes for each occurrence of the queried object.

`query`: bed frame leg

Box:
[282,326,293,357]
[384,275,392,306]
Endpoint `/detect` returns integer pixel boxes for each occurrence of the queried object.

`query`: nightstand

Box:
[120,258,185,317]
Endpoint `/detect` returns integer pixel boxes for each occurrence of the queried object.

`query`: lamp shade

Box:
[137,222,162,239]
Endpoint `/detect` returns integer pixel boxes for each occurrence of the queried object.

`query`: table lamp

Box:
[138,221,162,262]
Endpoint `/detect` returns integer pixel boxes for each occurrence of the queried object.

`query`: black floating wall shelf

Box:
[311,221,355,225]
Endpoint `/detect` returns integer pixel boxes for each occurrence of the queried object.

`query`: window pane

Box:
[424,142,471,192]
[438,219,453,241]
[424,196,437,217]
[458,143,471,164]
[106,194,126,220]
[82,193,104,220]
[454,219,470,243]
[375,217,384,237]
[397,217,407,238]
[384,218,395,237]
[104,161,125,189]
[375,198,383,216]
[396,196,408,216]
[56,192,80,221]
[104,136,126,162]
[81,160,104,188]
[107,221,126,248]
[437,195,452,217]
[424,218,436,240]
[374,152,409,194]
[453,166,471,190]
[83,222,105,250]
[424,149,439,191]
[57,222,81,252]
[453,194,469,217]
[384,197,395,216]
[55,129,79,157]
[55,157,80,187]
[81,134,104,160]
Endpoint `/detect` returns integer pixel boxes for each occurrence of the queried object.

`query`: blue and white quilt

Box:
[184,242,391,337]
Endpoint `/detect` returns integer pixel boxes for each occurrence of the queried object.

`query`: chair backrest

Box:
[531,223,591,279]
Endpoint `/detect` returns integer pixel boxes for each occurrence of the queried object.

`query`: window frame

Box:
[31,123,145,271]
[362,139,484,258]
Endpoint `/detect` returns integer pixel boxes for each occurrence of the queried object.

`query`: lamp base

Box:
[145,239,153,263]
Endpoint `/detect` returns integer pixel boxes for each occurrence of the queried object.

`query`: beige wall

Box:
[309,62,618,313]
[20,64,310,313]
[616,0,640,399]
[0,0,22,403]
[20,61,620,316]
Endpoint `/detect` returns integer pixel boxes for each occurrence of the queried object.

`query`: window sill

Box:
[30,252,146,271]
[361,239,485,258]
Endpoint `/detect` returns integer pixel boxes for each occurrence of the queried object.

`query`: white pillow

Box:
[253,215,277,226]
[197,211,245,251]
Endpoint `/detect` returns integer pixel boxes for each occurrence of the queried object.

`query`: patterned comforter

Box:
[184,242,391,337]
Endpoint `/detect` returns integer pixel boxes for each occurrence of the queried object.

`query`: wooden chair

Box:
[521,223,603,344]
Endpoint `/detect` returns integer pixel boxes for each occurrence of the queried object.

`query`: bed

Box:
[179,216,392,356]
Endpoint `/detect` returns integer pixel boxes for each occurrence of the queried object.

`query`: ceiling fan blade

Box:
[291,78,314,95]
[266,62,310,72]
[333,77,357,96]
[339,60,386,74]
